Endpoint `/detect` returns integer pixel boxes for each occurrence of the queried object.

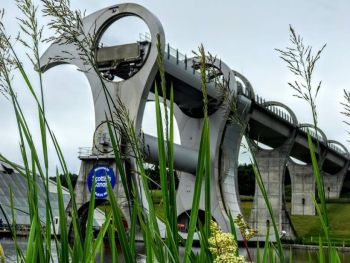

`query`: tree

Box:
[50,173,78,189]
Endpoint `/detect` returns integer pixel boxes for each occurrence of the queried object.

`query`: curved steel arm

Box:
[39,3,165,73]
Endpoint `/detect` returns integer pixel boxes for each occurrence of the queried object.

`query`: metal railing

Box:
[328,143,347,156]
[78,147,93,158]
[255,94,294,124]
[139,32,195,73]
[236,80,251,98]
[299,127,325,143]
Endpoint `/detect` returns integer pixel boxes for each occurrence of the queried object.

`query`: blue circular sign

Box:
[87,165,116,199]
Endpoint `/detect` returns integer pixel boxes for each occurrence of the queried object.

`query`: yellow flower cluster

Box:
[208,221,247,263]
[0,242,4,263]
[234,214,258,241]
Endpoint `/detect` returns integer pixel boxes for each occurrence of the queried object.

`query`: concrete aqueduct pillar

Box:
[287,161,315,215]
[323,140,350,199]
[249,138,296,239]
[323,172,345,199]
[249,102,298,240]
[288,124,328,216]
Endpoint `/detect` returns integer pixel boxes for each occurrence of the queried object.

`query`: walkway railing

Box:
[78,147,93,158]
[299,127,325,144]
[328,142,347,156]
[140,32,186,64]
[255,95,294,124]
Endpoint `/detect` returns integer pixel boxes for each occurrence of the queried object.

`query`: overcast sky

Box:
[1,0,350,175]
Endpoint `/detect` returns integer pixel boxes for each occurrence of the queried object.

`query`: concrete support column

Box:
[287,162,315,215]
[323,164,349,199]
[323,174,341,199]
[249,138,295,240]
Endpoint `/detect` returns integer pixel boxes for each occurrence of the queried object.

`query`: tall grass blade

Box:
[88,211,113,262]
[154,86,180,262]
[228,210,238,257]
[289,247,292,263]
[256,241,261,263]
[330,246,341,263]
[25,214,38,262]
[318,236,325,263]
[106,119,131,212]
[106,179,132,262]
[262,225,270,263]
[99,242,104,263]
[56,171,69,263]
[183,118,209,263]
[8,187,25,262]
[154,86,170,220]
[307,131,329,236]
[82,174,96,262]
[168,85,178,250]
[107,218,118,263]
[129,201,138,259]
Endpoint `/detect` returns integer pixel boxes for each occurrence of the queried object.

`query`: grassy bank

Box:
[240,197,350,244]
[289,203,350,245]
[153,193,350,244]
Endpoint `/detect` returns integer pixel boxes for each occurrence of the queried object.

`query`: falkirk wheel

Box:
[39,2,249,241]
[39,3,350,241]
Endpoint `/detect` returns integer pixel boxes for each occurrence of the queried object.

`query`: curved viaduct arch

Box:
[262,101,298,126]
[249,100,298,152]
[298,123,328,144]
[328,140,349,157]
[232,70,255,99]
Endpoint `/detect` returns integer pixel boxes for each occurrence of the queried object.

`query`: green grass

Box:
[242,198,350,243]
[240,201,253,220]
[290,203,350,240]
[154,203,165,221]
[240,195,254,201]
[151,190,165,220]
[151,196,350,243]
[151,189,163,204]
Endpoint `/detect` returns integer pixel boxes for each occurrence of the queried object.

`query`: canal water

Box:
[1,238,350,262]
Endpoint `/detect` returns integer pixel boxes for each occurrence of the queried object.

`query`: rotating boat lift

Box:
[39,3,350,241]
